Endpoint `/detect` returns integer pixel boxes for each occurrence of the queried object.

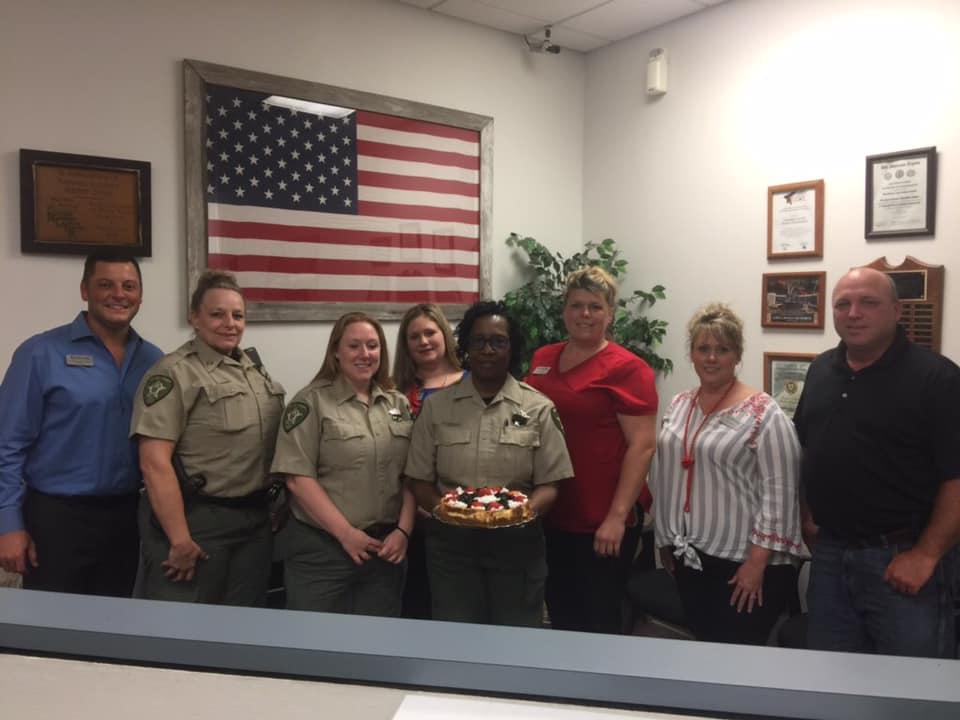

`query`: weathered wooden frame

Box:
[184,59,493,322]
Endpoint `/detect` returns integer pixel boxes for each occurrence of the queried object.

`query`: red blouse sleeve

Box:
[605,350,658,416]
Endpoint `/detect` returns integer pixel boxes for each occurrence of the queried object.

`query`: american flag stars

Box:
[205,84,359,214]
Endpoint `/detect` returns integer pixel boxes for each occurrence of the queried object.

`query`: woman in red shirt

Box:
[525,267,658,633]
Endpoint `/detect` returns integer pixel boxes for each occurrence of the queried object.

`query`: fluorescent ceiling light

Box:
[263,95,354,118]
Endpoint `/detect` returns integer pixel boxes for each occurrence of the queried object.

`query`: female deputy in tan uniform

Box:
[271,312,415,616]
[131,270,285,605]
[405,300,574,627]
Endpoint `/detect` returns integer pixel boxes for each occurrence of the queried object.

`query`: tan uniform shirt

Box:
[404,374,573,495]
[271,374,413,530]
[131,339,285,497]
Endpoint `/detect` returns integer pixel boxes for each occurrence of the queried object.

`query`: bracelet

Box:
[394,526,410,540]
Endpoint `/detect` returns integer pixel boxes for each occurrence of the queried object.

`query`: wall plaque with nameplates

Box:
[864,256,944,353]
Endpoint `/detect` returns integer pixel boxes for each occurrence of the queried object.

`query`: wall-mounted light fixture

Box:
[647,48,668,96]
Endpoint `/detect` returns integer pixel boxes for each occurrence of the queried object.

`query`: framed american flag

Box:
[184,59,492,322]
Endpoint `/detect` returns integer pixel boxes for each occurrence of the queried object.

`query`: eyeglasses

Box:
[467,335,510,351]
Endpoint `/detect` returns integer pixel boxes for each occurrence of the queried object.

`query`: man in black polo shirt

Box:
[794,267,960,658]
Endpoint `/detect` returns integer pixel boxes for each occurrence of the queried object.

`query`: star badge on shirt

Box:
[283,401,310,432]
[143,376,174,406]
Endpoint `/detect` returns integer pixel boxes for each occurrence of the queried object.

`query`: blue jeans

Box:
[807,529,956,658]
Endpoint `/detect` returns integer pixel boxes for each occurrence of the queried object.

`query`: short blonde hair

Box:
[686,302,744,359]
[564,266,618,309]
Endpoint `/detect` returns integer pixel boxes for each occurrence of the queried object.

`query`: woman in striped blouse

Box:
[650,303,807,645]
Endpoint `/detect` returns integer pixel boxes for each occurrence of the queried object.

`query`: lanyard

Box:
[680,382,735,512]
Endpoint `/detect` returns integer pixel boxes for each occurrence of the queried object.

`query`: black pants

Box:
[425,518,546,627]
[400,515,432,619]
[281,519,405,616]
[544,522,642,634]
[673,549,797,645]
[139,496,273,607]
[22,488,139,597]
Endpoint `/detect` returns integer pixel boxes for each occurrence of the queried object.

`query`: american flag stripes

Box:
[203,83,482,307]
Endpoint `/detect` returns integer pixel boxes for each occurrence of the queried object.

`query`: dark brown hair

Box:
[82,250,142,286]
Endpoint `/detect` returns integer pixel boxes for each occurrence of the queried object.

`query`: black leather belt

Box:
[847,527,915,549]
[193,489,269,509]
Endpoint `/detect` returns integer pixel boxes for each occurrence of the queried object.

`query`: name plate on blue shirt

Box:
[65,354,95,367]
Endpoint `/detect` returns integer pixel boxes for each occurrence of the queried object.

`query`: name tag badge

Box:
[531,366,551,375]
[65,354,94,367]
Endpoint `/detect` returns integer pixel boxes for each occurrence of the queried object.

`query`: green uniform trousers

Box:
[425,518,547,627]
[280,518,405,616]
[138,495,272,606]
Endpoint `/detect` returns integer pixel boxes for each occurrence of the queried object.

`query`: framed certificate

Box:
[763,352,816,419]
[19,149,151,256]
[761,271,826,329]
[865,147,936,239]
[767,179,823,259]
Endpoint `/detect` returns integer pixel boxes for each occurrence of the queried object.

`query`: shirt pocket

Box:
[436,425,472,482]
[496,426,541,485]
[388,418,413,440]
[320,419,370,470]
[260,379,287,437]
[200,382,257,432]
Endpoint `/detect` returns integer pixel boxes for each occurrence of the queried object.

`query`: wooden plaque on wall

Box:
[864,256,944,352]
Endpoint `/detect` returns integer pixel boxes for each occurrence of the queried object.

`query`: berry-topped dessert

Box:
[435,486,535,528]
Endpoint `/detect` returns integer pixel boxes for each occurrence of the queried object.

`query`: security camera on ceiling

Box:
[524,26,561,55]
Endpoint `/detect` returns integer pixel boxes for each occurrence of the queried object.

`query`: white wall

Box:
[584,0,960,406]
[5,0,960,401]
[0,0,585,392]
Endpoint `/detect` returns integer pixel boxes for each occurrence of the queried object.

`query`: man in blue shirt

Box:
[0,251,163,596]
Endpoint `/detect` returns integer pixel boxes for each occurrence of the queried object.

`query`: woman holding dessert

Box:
[525,266,658,634]
[649,303,806,644]
[405,300,573,627]
[271,312,415,616]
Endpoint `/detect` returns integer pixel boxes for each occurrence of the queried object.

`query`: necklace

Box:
[680,380,736,513]
[420,370,453,390]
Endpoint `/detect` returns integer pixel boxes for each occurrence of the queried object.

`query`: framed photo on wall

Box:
[767,179,823,259]
[761,271,826,329]
[763,352,816,419]
[20,149,151,256]
[865,146,936,239]
[183,59,493,322]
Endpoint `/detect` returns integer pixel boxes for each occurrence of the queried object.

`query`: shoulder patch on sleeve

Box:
[143,375,174,406]
[283,401,310,432]
[550,406,565,436]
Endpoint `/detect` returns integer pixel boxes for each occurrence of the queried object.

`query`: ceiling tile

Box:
[433,0,546,34]
[391,0,725,53]
[395,0,440,8]
[535,24,611,52]
[564,0,705,40]
[476,0,606,24]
